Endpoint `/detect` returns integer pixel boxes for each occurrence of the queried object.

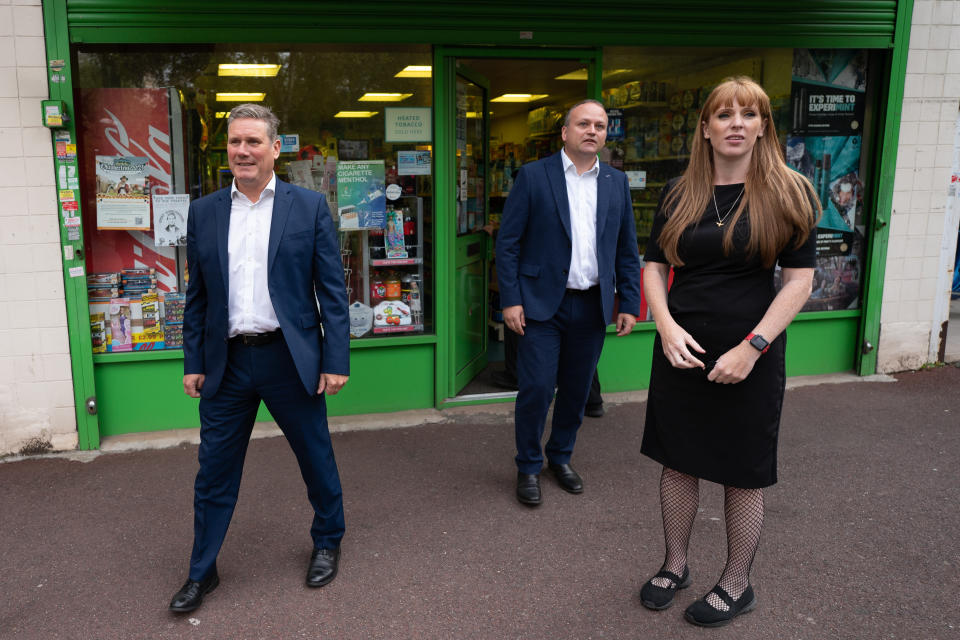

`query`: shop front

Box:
[41,1,912,449]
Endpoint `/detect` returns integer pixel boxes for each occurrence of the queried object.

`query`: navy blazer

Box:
[183,179,350,399]
[496,152,643,323]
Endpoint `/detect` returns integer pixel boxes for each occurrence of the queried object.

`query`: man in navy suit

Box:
[170,104,350,612]
[496,99,642,506]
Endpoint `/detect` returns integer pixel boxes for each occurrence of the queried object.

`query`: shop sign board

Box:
[385,107,432,143]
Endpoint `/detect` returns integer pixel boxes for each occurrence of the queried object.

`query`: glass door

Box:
[452,65,490,393]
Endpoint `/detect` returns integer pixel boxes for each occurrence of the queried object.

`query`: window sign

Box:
[385,107,432,143]
[397,150,432,175]
[279,134,300,153]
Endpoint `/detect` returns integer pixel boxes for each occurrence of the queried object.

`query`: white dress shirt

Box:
[560,148,600,289]
[227,173,280,336]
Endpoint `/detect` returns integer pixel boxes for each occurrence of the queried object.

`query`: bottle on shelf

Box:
[384,271,402,301]
[370,272,386,305]
[403,214,417,258]
[369,227,386,260]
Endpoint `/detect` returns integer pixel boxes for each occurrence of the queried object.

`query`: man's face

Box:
[561,102,608,161]
[227,117,280,191]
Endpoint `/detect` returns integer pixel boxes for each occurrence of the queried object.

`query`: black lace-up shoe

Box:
[306,547,340,587]
[169,570,219,613]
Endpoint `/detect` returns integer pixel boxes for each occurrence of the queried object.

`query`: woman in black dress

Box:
[638,77,820,626]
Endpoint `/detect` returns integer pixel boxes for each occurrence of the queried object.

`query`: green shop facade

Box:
[43,1,913,449]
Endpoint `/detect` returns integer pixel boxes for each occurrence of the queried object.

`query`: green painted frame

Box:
[857,0,914,374]
[43,0,100,449]
[432,46,601,401]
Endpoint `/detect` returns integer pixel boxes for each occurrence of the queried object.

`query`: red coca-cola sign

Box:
[77,88,180,292]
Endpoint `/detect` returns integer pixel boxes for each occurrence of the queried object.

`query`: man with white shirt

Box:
[496,99,643,506]
[170,104,350,612]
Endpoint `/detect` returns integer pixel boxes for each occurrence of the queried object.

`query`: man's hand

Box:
[615,313,637,337]
[317,373,349,396]
[503,305,526,336]
[183,374,205,398]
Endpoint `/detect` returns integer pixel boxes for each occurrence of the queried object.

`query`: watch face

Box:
[749,335,769,351]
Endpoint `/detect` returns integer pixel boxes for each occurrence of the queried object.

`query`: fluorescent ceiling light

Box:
[218,64,281,77]
[465,111,494,118]
[334,111,379,118]
[490,94,549,103]
[554,68,633,80]
[358,93,413,102]
[216,92,266,102]
[395,65,432,78]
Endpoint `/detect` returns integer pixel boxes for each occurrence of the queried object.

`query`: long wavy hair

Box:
[658,76,821,268]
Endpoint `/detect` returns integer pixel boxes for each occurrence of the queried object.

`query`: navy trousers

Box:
[189,337,345,581]
[514,287,606,475]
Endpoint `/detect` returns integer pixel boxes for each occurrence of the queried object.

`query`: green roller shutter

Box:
[66,0,899,48]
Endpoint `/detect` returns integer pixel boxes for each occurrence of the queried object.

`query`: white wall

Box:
[878,0,960,373]
[0,0,78,455]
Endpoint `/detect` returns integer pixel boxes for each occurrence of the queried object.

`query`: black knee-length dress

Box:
[640,181,816,489]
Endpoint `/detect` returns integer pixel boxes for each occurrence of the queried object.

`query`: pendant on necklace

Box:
[716,221,724,227]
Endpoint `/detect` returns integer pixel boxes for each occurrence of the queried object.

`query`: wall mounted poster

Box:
[336,160,386,230]
[152,193,189,246]
[95,155,151,230]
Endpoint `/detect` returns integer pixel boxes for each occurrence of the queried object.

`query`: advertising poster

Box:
[606,109,625,141]
[788,49,868,310]
[790,49,867,136]
[786,134,863,256]
[152,193,190,246]
[77,88,179,292]
[336,160,386,230]
[95,156,150,230]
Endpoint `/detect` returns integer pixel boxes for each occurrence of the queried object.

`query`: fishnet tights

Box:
[651,468,765,613]
[651,467,699,589]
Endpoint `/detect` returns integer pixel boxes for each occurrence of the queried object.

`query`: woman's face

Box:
[702,98,766,163]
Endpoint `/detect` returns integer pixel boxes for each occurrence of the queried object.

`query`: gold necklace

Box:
[713,187,744,227]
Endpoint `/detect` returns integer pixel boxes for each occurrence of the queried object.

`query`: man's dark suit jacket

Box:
[183,179,349,399]
[496,152,643,322]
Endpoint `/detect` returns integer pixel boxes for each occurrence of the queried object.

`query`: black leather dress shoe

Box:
[169,570,219,613]
[584,403,605,418]
[306,547,340,588]
[516,472,542,505]
[548,462,584,494]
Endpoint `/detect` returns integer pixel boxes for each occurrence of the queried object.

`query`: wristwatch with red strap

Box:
[745,332,770,354]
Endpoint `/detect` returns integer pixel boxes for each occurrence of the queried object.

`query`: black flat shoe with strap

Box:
[684,584,756,627]
[639,566,691,610]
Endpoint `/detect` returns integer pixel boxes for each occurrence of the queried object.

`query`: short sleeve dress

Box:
[640,179,817,489]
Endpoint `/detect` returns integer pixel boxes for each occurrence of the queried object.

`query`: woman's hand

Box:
[659,320,706,369]
[707,341,761,384]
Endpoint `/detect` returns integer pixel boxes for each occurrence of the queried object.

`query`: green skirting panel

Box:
[783,311,860,376]
[596,325,657,393]
[93,343,436,437]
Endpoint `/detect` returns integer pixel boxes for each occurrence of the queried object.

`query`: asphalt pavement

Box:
[1,366,958,640]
